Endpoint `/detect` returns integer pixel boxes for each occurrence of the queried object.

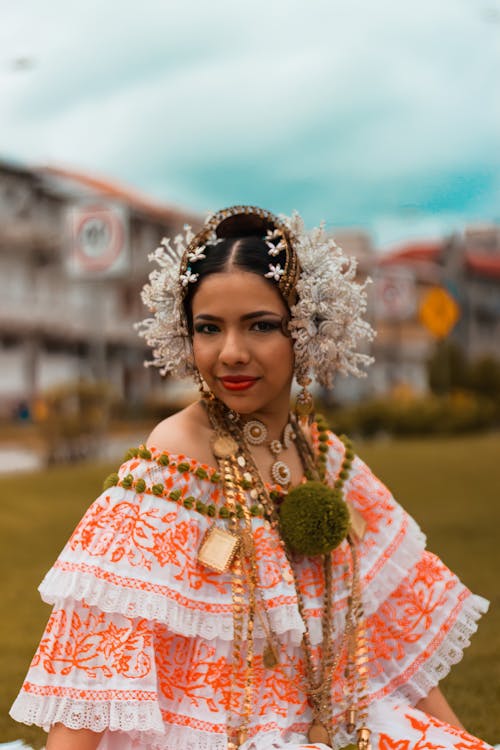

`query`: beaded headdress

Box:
[136,205,375,388]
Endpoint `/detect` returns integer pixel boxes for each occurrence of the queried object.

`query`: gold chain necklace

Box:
[199,397,371,750]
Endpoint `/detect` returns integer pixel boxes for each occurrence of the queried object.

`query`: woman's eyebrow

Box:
[194,311,282,322]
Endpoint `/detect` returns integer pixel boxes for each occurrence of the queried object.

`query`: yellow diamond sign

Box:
[419,286,460,339]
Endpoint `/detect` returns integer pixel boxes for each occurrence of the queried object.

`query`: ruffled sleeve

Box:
[37,450,238,640]
[322,434,489,714]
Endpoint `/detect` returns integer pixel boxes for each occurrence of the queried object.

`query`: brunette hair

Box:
[183,213,288,331]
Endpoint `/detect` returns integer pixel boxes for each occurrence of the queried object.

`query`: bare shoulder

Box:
[146,401,214,464]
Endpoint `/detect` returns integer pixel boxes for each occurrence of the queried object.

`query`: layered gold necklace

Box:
[197,397,371,750]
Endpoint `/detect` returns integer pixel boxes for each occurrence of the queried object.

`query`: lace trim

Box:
[39,567,308,643]
[389,592,489,704]
[362,512,426,617]
[38,516,425,646]
[9,693,164,734]
[10,692,313,750]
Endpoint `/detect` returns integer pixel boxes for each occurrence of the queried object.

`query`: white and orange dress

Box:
[10,432,493,750]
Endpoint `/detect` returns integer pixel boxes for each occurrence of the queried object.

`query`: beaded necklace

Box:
[200,397,371,750]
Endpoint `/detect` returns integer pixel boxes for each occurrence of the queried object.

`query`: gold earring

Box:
[194,369,214,401]
[295,376,313,424]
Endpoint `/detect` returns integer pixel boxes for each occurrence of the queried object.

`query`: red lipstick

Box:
[219,376,259,392]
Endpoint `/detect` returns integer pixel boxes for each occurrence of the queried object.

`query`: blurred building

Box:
[370,225,500,397]
[0,159,201,418]
[1,158,499,414]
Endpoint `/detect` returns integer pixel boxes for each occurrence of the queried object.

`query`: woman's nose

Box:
[219,331,250,365]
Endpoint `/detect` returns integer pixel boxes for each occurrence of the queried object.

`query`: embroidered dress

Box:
[10,432,493,750]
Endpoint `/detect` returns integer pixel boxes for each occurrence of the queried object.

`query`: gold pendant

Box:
[357,726,371,750]
[347,501,367,541]
[263,641,279,668]
[307,720,331,746]
[197,526,240,573]
[212,434,239,458]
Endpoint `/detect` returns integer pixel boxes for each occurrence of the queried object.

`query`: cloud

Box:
[1,0,499,243]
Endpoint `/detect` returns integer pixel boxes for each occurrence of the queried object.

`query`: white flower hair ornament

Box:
[136,206,375,388]
[136,228,198,379]
[285,212,375,388]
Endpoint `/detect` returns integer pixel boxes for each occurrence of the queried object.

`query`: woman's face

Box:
[191,271,294,417]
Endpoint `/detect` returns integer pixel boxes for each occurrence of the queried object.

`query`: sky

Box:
[1,0,499,249]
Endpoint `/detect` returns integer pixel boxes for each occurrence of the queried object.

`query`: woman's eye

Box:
[194,323,219,334]
[252,320,280,332]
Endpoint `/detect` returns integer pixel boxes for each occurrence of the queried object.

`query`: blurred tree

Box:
[427,340,469,394]
[468,356,500,399]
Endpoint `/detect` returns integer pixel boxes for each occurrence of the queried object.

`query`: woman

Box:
[11,206,493,750]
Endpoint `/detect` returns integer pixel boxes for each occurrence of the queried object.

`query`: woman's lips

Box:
[219,376,259,392]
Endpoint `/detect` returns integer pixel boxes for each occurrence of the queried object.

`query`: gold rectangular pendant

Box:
[197,526,240,573]
[347,501,367,541]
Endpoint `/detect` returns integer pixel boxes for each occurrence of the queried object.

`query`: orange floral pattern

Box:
[377,704,494,750]
[10,434,491,750]
[31,603,152,680]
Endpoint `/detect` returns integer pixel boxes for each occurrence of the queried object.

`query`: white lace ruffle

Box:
[39,566,235,640]
[362,512,426,618]
[37,440,428,645]
[9,693,164,734]
[39,568,308,644]
[394,591,489,705]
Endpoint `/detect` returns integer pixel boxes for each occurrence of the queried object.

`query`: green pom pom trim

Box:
[103,472,119,490]
[158,453,170,466]
[169,489,182,501]
[177,462,191,473]
[195,467,208,479]
[152,483,164,496]
[210,472,221,483]
[135,478,146,493]
[121,474,134,489]
[279,480,350,555]
[123,447,139,461]
[138,447,152,460]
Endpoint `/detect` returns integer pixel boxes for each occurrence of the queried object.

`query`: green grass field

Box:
[1,433,499,748]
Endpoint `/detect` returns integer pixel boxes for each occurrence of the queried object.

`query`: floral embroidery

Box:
[11,435,489,750]
[32,604,152,680]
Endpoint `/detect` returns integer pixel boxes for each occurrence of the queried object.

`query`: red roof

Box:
[465,252,500,279]
[378,241,443,266]
[36,165,201,226]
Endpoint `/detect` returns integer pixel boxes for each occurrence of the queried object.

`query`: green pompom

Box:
[177,462,190,473]
[103,472,119,490]
[158,453,170,466]
[279,481,350,556]
[123,447,139,461]
[121,473,134,489]
[135,478,146,493]
[195,467,208,479]
[152,483,164,496]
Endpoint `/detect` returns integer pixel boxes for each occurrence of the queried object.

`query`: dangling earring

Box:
[295,376,313,427]
[194,368,214,401]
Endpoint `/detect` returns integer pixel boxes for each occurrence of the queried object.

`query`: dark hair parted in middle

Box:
[183,213,289,331]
